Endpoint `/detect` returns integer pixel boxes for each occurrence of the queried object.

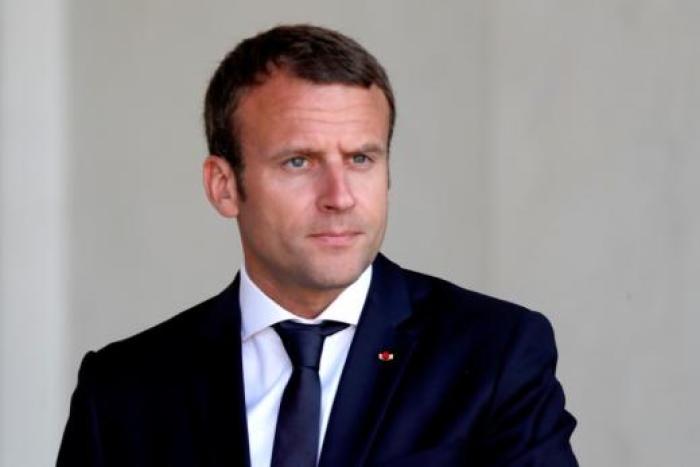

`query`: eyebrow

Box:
[270,147,322,161]
[351,143,387,156]
[271,142,387,160]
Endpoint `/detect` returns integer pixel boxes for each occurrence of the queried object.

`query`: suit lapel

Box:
[191,277,251,467]
[319,254,421,467]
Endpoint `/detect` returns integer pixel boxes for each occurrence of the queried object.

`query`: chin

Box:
[303,256,370,290]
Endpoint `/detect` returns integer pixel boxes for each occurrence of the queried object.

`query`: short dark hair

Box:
[203,24,395,198]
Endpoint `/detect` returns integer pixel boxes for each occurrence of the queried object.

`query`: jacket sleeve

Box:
[56,351,105,467]
[477,311,578,467]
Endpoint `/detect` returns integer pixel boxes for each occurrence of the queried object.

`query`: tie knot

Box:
[273,320,349,370]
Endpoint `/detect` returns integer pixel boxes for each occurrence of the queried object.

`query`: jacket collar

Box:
[198,253,419,467]
[191,276,251,467]
[319,253,421,467]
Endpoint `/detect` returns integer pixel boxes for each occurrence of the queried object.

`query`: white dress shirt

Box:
[239,264,372,467]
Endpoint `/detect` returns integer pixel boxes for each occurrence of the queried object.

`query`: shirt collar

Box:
[239,263,372,341]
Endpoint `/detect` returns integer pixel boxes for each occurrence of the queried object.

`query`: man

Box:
[58,25,577,466]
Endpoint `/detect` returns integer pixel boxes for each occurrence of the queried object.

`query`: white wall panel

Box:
[0,0,68,465]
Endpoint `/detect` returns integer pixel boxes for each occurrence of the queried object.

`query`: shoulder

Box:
[96,295,213,360]
[396,264,569,436]
[79,281,238,385]
[391,258,554,344]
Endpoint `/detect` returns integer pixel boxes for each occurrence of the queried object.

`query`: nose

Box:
[317,163,356,212]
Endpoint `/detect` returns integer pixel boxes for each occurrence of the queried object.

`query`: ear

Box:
[203,155,239,218]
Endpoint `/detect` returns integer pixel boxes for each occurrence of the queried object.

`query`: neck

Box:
[244,266,345,319]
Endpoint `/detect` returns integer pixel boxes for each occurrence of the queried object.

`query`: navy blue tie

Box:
[271,320,349,467]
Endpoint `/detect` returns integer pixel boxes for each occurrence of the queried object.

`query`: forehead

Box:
[235,71,390,148]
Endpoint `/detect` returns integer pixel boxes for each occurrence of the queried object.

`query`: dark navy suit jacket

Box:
[57,254,577,466]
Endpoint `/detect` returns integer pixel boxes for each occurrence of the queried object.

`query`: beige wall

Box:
[1,1,698,465]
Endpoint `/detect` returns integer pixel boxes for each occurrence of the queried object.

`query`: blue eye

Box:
[286,156,307,168]
[352,154,369,164]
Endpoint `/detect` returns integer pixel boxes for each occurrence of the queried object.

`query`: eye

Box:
[351,153,370,165]
[284,156,308,169]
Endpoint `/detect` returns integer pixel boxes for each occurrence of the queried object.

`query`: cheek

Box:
[254,182,316,230]
[353,175,389,214]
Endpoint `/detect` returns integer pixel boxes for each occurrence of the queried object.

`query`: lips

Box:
[308,231,362,246]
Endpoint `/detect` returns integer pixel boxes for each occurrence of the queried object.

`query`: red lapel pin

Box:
[378,350,394,362]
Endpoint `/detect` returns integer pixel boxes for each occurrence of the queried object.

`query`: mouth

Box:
[308,231,362,247]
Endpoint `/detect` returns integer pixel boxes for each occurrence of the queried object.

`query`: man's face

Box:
[233,70,390,301]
